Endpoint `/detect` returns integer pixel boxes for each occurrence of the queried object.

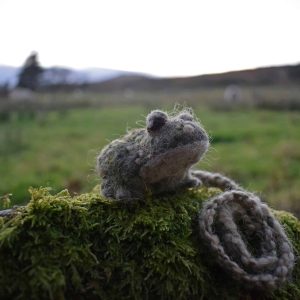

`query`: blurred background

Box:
[0,0,299,215]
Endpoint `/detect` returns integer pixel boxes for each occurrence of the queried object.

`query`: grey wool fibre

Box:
[96,108,295,291]
[97,109,209,201]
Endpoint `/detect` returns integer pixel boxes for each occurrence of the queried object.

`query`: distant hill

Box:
[1,63,299,90]
[89,64,300,92]
[40,67,131,86]
[0,66,20,87]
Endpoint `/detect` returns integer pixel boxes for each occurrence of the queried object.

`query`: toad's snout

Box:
[182,124,194,134]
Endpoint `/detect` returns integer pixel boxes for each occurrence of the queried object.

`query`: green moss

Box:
[0,187,299,300]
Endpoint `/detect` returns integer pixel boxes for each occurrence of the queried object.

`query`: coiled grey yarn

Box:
[192,170,241,191]
[194,170,295,290]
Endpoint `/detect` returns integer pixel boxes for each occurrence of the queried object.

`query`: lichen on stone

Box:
[0,186,299,300]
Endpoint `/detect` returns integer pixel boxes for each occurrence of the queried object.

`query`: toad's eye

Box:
[178,112,193,121]
[146,110,168,133]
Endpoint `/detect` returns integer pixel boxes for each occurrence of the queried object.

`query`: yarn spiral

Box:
[193,171,295,290]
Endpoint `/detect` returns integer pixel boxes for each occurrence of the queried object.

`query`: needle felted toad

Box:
[97,109,209,201]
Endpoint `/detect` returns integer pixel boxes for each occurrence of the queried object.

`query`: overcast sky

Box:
[0,0,299,77]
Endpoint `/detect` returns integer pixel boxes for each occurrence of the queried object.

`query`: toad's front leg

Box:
[181,171,202,188]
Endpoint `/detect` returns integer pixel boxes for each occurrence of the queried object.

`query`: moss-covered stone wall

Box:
[0,187,299,300]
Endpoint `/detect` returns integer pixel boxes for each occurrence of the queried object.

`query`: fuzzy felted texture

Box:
[0,186,299,300]
[96,109,209,201]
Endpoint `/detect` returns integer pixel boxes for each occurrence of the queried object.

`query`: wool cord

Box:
[193,170,295,290]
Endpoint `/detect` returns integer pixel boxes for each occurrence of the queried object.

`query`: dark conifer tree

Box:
[17,52,43,90]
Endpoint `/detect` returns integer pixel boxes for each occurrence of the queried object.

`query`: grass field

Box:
[1,93,300,216]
